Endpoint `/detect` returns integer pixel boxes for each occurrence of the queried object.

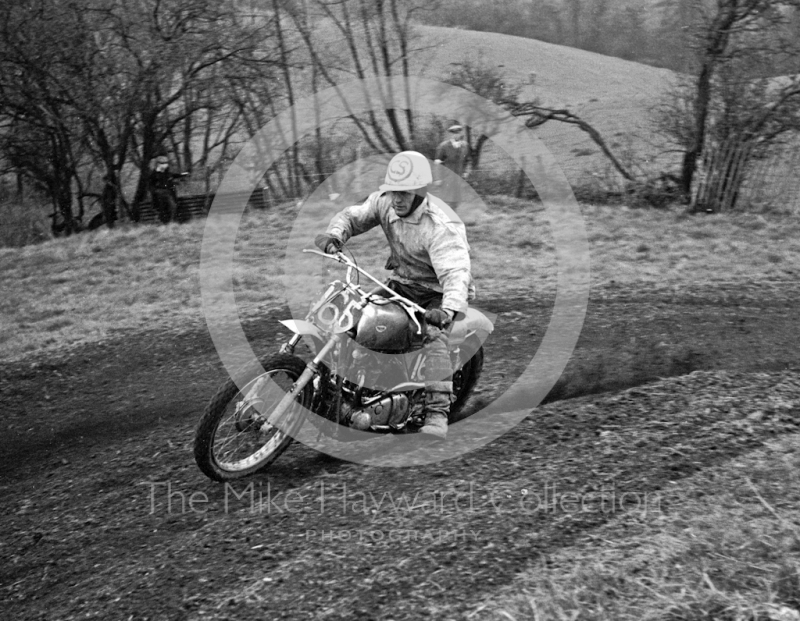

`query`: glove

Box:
[424,308,453,328]
[314,234,343,255]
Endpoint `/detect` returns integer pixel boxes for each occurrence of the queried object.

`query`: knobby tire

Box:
[194,354,313,482]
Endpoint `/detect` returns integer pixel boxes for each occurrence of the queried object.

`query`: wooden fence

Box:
[138,189,272,223]
[692,134,800,213]
[691,138,753,212]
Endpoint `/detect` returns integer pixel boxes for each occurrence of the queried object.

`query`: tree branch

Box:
[505,101,635,181]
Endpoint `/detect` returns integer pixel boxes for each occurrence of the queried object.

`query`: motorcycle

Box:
[194,249,494,482]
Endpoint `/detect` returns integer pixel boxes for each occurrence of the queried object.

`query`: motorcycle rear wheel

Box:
[450,343,485,422]
[194,354,313,481]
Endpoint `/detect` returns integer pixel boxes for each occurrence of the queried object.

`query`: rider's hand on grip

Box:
[424,308,452,328]
[315,234,343,255]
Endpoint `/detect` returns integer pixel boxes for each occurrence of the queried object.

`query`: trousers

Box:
[382,280,453,401]
[152,189,178,223]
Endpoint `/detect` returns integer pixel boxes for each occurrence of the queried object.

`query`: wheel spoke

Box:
[194,353,314,481]
[210,368,306,471]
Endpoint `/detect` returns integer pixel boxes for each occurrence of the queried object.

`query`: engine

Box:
[347,393,410,430]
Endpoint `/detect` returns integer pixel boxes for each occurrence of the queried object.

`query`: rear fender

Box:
[449,308,494,366]
[449,307,495,347]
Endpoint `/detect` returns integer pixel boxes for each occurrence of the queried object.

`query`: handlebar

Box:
[302,248,427,315]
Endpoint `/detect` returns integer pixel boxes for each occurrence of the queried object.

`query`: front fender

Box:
[279,319,323,339]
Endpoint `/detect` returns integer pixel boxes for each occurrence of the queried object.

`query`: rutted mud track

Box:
[1,286,798,620]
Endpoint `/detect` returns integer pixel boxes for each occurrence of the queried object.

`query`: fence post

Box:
[720,141,751,211]
[707,139,733,212]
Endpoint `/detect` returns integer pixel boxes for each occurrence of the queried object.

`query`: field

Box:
[2,197,798,361]
[2,195,800,619]
[413,23,676,182]
[290,20,676,188]
[3,24,800,621]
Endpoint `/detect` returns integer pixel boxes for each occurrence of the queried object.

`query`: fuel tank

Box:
[354,298,417,351]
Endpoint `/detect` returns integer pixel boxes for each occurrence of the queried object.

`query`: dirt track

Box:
[1,284,798,620]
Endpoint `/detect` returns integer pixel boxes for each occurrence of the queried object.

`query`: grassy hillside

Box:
[416,24,672,120]
[304,20,676,184]
[412,25,677,182]
[1,198,798,362]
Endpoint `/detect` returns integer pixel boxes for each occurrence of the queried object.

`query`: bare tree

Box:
[120,0,277,217]
[585,0,610,53]
[663,0,800,201]
[0,0,90,234]
[655,0,698,71]
[285,0,436,153]
[444,53,522,170]
[565,0,583,48]
[0,0,282,228]
[508,102,636,182]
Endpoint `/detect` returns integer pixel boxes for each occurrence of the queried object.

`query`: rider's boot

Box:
[420,387,451,440]
[420,322,453,441]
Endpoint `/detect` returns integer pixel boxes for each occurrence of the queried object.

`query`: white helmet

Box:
[379,151,432,193]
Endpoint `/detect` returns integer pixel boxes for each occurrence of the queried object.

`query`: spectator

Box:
[149,155,184,224]
[434,121,471,209]
[101,174,118,228]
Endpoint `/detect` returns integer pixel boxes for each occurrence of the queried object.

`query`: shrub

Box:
[0,197,52,248]
[570,170,685,208]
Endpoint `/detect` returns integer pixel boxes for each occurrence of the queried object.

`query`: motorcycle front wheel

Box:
[193,354,313,481]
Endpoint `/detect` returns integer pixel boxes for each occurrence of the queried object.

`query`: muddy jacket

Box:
[150,168,178,194]
[435,139,470,176]
[325,191,475,313]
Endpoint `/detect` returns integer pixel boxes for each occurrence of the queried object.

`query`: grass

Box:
[581,205,800,288]
[480,430,800,621]
[0,222,209,357]
[309,22,800,212]
[1,197,799,361]
[411,24,679,181]
[305,20,678,184]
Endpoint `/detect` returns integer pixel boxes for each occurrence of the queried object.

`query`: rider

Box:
[315,151,474,440]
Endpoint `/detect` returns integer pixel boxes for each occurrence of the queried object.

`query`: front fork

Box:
[260,334,339,433]
[279,333,302,355]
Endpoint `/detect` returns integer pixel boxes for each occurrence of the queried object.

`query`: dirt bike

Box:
[194,249,494,482]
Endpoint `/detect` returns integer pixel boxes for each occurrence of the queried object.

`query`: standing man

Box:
[434,121,471,209]
[149,155,182,224]
[316,151,475,440]
[101,173,118,229]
